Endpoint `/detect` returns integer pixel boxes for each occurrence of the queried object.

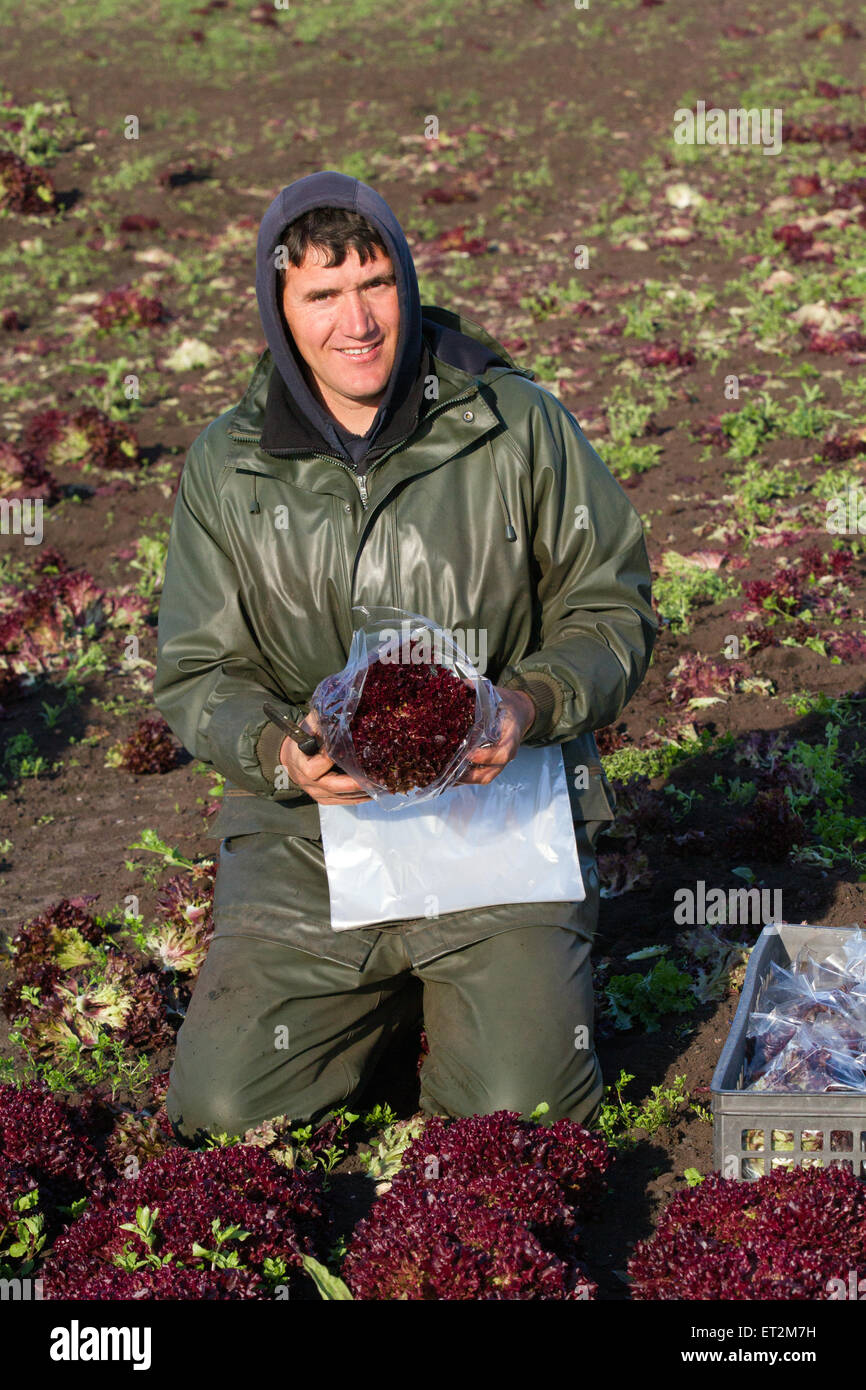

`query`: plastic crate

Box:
[711,921,866,1180]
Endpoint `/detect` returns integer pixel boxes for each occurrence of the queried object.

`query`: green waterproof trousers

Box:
[165,819,607,1142]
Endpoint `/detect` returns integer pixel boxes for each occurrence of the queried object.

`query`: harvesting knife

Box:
[262,702,321,756]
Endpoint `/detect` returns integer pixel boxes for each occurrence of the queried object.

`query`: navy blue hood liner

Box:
[256,171,424,466]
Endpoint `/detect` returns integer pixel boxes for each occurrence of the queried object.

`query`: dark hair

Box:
[275,206,388,295]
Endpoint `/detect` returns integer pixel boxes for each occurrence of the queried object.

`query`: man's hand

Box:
[455,685,536,787]
[278,708,373,805]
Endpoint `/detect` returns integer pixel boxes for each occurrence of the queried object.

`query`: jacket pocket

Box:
[222,833,263,855]
[571,766,617,823]
[560,732,617,824]
[208,788,323,842]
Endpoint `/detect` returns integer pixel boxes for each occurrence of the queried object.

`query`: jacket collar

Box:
[258,338,435,467]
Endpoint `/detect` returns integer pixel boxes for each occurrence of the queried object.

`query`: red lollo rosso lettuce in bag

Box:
[309,606,502,805]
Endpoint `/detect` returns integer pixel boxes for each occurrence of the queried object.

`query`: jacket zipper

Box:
[228,385,480,513]
[235,455,367,503]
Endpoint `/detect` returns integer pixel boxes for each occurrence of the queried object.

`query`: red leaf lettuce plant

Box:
[90,286,166,332]
[109,714,181,775]
[343,1110,610,1299]
[0,150,57,214]
[2,899,173,1058]
[0,1082,119,1273]
[0,442,60,502]
[0,563,150,696]
[629,1166,866,1299]
[42,1146,331,1300]
[120,863,216,986]
[23,406,140,472]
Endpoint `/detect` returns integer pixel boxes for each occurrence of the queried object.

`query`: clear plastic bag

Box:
[814,928,866,986]
[793,944,854,994]
[787,961,866,1047]
[744,1009,800,1084]
[309,604,503,811]
[757,960,862,1034]
[744,946,866,1091]
[757,959,820,1014]
[747,1020,866,1094]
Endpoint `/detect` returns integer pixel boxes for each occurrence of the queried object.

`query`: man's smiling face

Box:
[280,242,400,426]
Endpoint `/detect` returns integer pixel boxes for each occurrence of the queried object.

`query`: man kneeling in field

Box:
[154,169,656,1141]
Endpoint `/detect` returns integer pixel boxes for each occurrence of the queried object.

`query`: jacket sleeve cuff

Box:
[499,670,563,742]
[255,719,307,798]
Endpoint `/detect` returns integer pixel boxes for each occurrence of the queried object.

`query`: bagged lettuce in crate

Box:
[743,948,866,1090]
[747,1019,866,1094]
[309,605,502,807]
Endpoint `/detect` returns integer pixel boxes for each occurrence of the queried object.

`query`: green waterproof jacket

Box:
[153,306,658,846]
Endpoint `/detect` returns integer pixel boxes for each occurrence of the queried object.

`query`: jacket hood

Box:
[256,170,429,466]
